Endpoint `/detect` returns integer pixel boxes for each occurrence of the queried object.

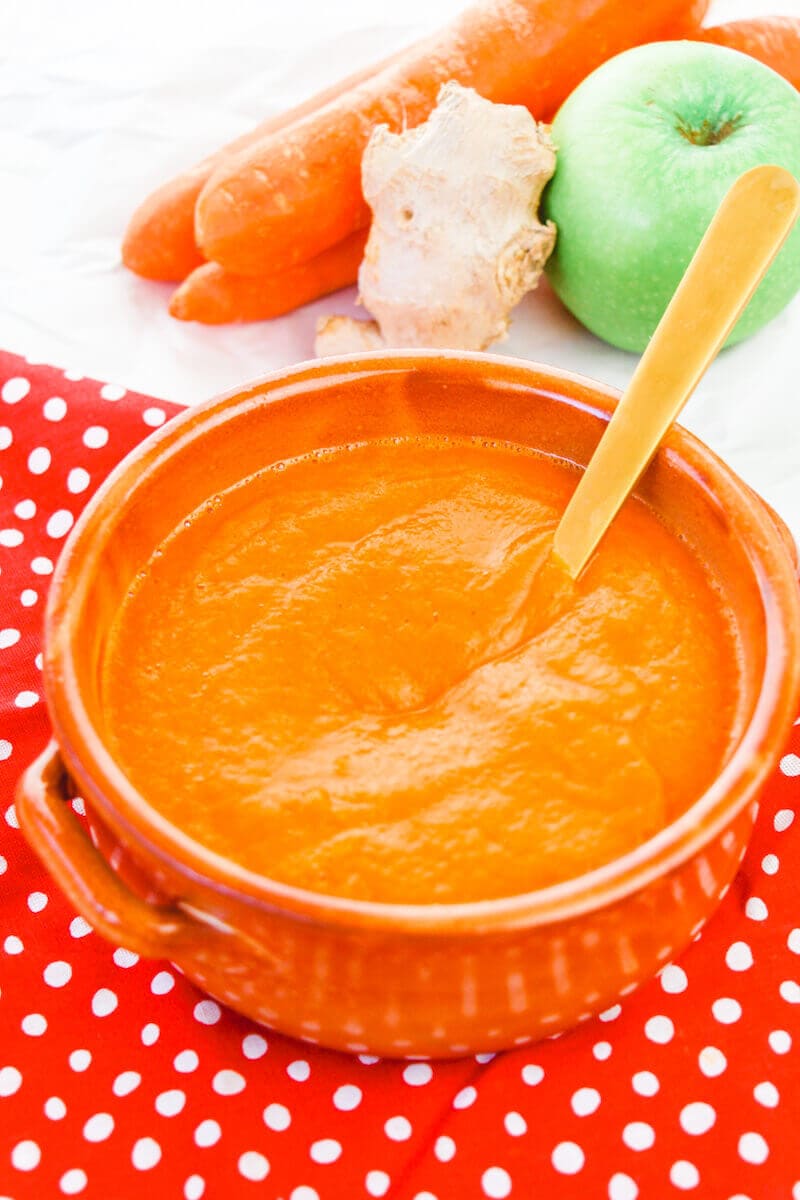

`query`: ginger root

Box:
[315,81,556,356]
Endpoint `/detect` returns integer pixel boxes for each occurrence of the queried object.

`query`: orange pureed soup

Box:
[102,436,742,904]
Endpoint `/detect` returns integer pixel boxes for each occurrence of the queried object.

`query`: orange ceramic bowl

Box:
[16,352,800,1058]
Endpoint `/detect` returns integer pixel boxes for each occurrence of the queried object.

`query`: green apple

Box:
[542,41,800,352]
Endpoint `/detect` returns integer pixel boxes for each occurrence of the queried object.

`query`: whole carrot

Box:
[196,0,706,277]
[122,47,405,282]
[169,229,368,323]
[697,16,800,90]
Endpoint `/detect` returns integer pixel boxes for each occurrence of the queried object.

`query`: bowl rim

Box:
[42,349,800,934]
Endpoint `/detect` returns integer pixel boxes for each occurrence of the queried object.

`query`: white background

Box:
[2,0,800,531]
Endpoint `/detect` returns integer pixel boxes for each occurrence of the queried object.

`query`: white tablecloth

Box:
[3,0,800,532]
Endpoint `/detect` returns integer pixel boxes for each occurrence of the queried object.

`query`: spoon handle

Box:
[552,164,800,581]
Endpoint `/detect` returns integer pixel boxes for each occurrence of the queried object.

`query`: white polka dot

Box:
[366,1170,391,1196]
[482,1165,514,1197]
[151,970,174,995]
[69,1049,90,1071]
[31,556,53,575]
[184,1176,205,1200]
[15,499,35,519]
[59,1168,87,1195]
[83,425,109,449]
[608,1173,638,1200]
[44,961,72,988]
[22,1013,47,1036]
[11,1139,41,1171]
[67,468,90,494]
[242,1033,267,1059]
[333,1084,362,1111]
[698,1046,727,1077]
[745,897,768,921]
[20,588,38,606]
[286,1059,310,1081]
[769,1029,791,1054]
[28,447,51,474]
[0,852,6,871]
[15,690,39,708]
[0,426,12,450]
[660,964,688,993]
[632,1071,659,1097]
[774,809,794,832]
[623,1122,655,1151]
[100,384,126,401]
[670,1161,699,1190]
[780,979,800,1004]
[213,1069,245,1096]
[599,1004,621,1022]
[679,1102,716,1135]
[521,1063,544,1085]
[83,1112,114,1142]
[238,1151,270,1181]
[0,627,20,649]
[194,1120,221,1148]
[194,999,221,1025]
[264,1102,291,1131]
[143,407,167,427]
[385,1115,412,1141]
[47,509,74,539]
[781,753,800,776]
[453,1085,477,1109]
[787,929,800,955]
[155,1089,186,1117]
[712,997,741,1024]
[112,1070,141,1097]
[44,397,67,421]
[113,947,139,968]
[5,935,23,954]
[403,1062,433,1086]
[63,368,83,381]
[551,1141,585,1174]
[45,1096,67,1119]
[92,987,118,1016]
[26,891,46,911]
[174,1050,199,1073]
[753,1081,779,1108]
[762,853,780,875]
[3,377,30,404]
[310,1139,341,1164]
[504,1111,527,1136]
[0,1066,22,1096]
[141,1023,160,1045]
[69,916,92,938]
[738,1132,768,1164]
[0,528,23,547]
[132,1137,161,1170]
[290,1189,318,1200]
[435,1135,456,1162]
[726,941,754,971]
[644,1015,674,1044]
[5,805,19,829]
[594,1041,613,1061]
[0,741,12,763]
[569,1086,601,1116]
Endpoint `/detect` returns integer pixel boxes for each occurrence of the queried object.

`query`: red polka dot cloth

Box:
[1,348,799,1200]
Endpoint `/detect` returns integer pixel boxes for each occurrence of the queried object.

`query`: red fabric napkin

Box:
[1,348,799,1200]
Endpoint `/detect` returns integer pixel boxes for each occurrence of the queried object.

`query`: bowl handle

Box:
[16,741,233,961]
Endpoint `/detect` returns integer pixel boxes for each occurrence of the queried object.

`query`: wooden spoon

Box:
[552,164,800,581]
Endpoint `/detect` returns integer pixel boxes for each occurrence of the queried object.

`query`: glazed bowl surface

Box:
[16,351,800,1057]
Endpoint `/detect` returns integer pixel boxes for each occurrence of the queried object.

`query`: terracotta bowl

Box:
[16,352,800,1058]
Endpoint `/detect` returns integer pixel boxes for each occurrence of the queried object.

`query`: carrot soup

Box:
[102,436,742,904]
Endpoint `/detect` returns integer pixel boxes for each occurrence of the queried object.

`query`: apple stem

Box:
[676,113,743,146]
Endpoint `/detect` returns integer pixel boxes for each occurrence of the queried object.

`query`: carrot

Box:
[195,0,705,277]
[696,16,800,90]
[168,229,368,324]
[670,0,709,37]
[122,48,405,282]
